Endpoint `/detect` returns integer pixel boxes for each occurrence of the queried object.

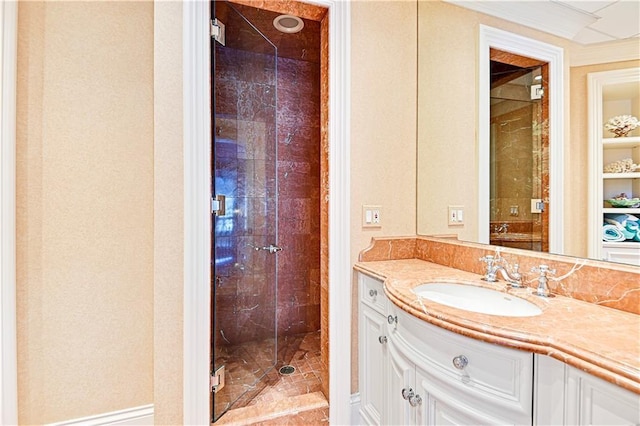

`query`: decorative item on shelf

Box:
[605,193,640,208]
[603,158,640,173]
[604,115,639,137]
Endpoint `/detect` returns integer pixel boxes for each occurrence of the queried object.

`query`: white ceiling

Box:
[448,0,640,45]
[561,0,640,44]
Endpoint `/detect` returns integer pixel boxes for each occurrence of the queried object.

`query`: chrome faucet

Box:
[494,223,509,234]
[531,265,556,297]
[479,255,523,287]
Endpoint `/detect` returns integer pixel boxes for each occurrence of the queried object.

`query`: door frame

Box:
[0,1,18,423]
[489,49,550,251]
[478,25,564,254]
[183,1,351,424]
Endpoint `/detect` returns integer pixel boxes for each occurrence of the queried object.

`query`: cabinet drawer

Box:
[359,274,385,314]
[602,244,640,266]
[388,302,533,421]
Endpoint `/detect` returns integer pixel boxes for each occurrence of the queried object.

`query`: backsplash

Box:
[359,236,640,315]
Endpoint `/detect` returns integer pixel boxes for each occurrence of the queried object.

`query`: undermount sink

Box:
[413,282,542,317]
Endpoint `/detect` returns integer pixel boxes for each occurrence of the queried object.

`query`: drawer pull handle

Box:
[378,335,387,344]
[453,355,469,370]
[387,315,397,325]
[369,289,377,297]
[409,393,423,407]
[401,387,414,400]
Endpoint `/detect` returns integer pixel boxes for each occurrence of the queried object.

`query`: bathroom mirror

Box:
[416,0,639,261]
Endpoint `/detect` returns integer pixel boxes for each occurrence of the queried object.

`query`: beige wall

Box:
[16,2,154,423]
[20,0,633,420]
[350,0,418,267]
[152,2,184,424]
[416,1,574,245]
[350,0,418,392]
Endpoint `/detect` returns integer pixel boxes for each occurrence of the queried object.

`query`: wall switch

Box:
[363,205,382,228]
[510,205,519,216]
[448,205,464,226]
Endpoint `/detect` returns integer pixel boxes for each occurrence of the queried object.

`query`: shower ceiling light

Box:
[273,14,304,34]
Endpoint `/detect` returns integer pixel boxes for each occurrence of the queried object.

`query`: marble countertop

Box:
[354,258,640,394]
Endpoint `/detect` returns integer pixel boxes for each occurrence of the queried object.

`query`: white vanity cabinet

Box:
[535,355,640,425]
[386,300,533,426]
[358,273,533,425]
[357,272,640,426]
[358,273,388,425]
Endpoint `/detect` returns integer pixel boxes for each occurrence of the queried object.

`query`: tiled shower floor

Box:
[214,331,329,425]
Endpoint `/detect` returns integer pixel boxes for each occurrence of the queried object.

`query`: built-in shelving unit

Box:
[588,68,640,266]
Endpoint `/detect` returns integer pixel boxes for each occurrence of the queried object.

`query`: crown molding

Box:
[571,38,640,67]
[446,0,597,41]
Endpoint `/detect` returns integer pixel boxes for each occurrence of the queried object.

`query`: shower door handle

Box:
[271,245,282,254]
[255,244,282,254]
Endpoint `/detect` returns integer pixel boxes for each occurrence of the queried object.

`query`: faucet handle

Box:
[479,255,495,264]
[531,264,556,277]
[510,263,521,277]
[531,265,556,297]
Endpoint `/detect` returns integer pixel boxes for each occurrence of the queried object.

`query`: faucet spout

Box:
[479,254,523,287]
[495,264,523,288]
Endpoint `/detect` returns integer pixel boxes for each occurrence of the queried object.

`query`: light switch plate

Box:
[362,205,382,228]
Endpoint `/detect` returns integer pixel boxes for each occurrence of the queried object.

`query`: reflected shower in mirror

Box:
[489,52,548,253]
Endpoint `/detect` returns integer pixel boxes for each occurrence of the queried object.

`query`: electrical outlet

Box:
[362,205,382,228]
[448,205,464,226]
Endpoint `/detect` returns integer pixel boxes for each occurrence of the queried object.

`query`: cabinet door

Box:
[387,340,415,425]
[359,304,388,425]
[566,366,640,425]
[414,366,510,426]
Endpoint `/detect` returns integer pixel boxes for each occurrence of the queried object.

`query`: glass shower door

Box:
[489,59,547,252]
[211,0,278,421]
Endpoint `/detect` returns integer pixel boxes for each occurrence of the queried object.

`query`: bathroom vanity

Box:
[355,237,640,426]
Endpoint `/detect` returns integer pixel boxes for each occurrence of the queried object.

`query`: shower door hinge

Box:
[211,365,226,393]
[211,195,226,216]
[211,18,226,46]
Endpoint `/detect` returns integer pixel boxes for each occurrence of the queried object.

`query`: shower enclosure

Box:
[489,55,549,252]
[211,0,279,421]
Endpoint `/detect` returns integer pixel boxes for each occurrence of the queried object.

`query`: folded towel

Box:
[603,224,627,242]
[621,227,636,240]
[604,213,640,228]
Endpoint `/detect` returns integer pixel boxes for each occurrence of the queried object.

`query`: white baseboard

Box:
[48,404,154,426]
[350,392,361,425]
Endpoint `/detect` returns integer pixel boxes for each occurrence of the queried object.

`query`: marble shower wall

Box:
[491,104,538,223]
[213,4,321,347]
[276,54,322,336]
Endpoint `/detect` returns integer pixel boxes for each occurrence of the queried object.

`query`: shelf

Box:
[603,208,640,214]
[603,172,640,179]
[602,136,640,148]
[588,68,640,266]
[603,241,640,248]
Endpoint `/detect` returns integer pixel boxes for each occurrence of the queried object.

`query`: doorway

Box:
[211,0,328,422]
[489,49,549,252]
[477,26,564,254]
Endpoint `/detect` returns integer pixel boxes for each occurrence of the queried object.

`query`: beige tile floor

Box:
[214,331,328,425]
